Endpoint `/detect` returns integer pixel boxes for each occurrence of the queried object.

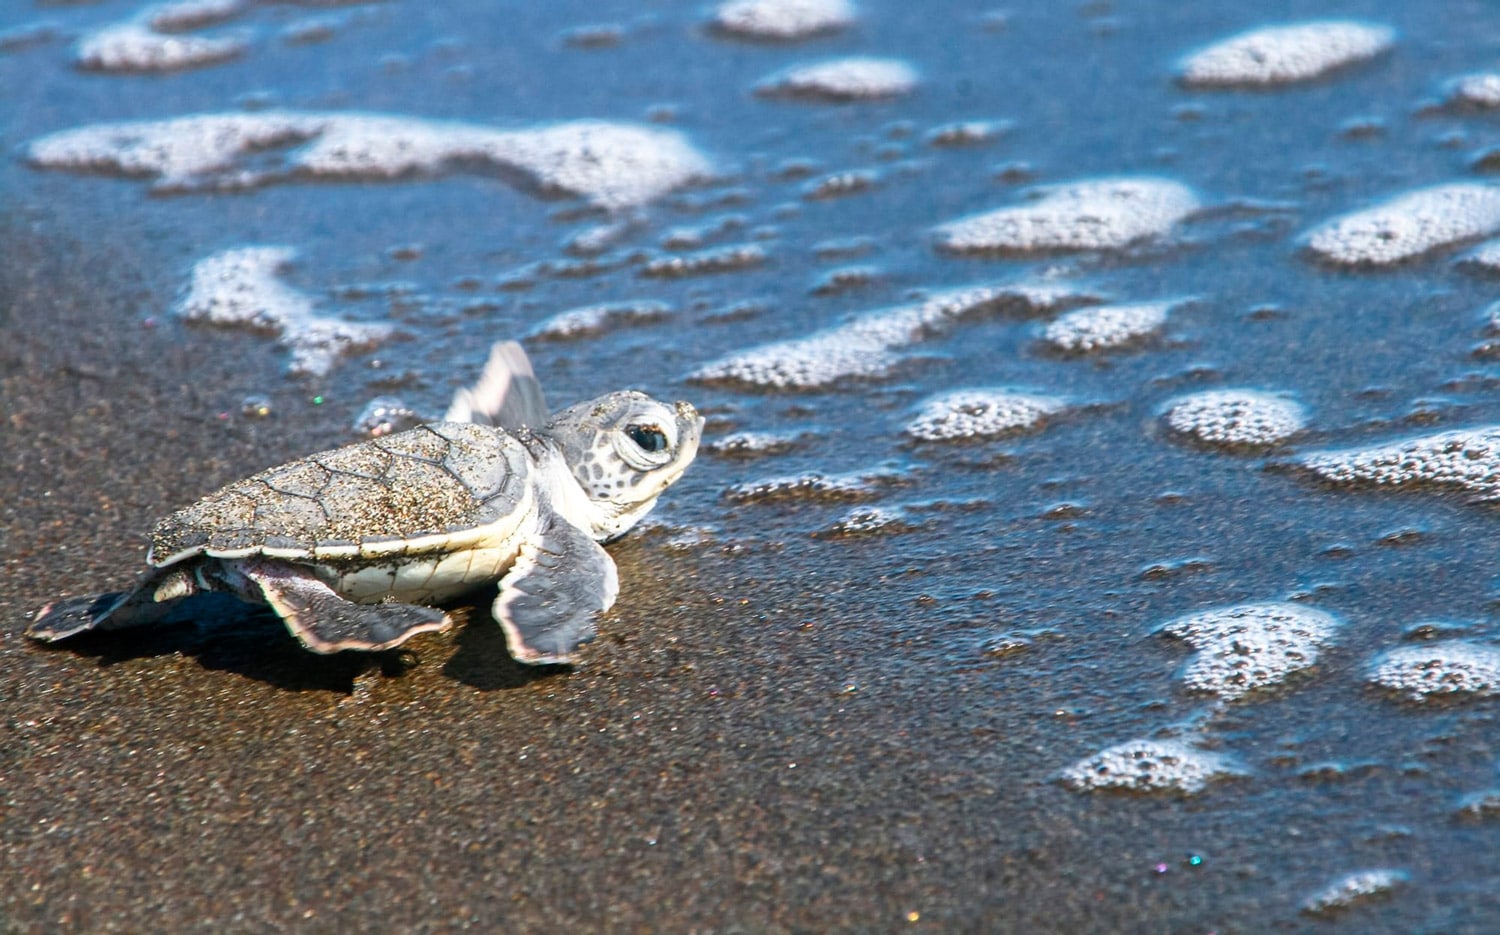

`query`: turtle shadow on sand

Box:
[36,592,562,694]
[441,602,569,692]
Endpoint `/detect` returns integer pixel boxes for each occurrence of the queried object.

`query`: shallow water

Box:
[4,0,1500,929]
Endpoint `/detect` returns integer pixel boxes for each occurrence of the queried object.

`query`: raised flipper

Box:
[444,340,549,430]
[27,567,196,641]
[240,559,451,654]
[493,520,619,665]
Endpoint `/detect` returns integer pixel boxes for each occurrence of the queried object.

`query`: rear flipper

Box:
[240,559,451,654]
[26,568,192,641]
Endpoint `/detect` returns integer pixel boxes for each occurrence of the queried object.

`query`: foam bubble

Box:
[1159,603,1340,701]
[906,389,1063,442]
[815,506,917,538]
[352,396,422,437]
[1300,426,1500,499]
[27,112,712,209]
[178,246,392,377]
[1366,642,1500,702]
[1456,239,1500,275]
[1303,183,1500,266]
[527,300,672,340]
[1059,738,1246,795]
[76,21,245,72]
[149,0,245,32]
[723,470,892,504]
[1178,21,1394,88]
[711,0,856,40]
[755,57,918,101]
[801,169,879,200]
[640,244,767,278]
[706,431,803,457]
[934,178,1199,254]
[1164,389,1305,447]
[1455,788,1500,822]
[1300,870,1407,916]
[1043,301,1171,352]
[1445,73,1500,109]
[926,120,1010,148]
[690,282,1094,390]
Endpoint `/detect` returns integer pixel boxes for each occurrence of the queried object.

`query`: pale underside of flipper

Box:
[493,520,619,665]
[444,340,549,430]
[240,559,452,653]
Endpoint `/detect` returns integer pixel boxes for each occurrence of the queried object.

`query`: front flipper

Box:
[494,521,619,665]
[444,340,549,430]
[240,560,451,654]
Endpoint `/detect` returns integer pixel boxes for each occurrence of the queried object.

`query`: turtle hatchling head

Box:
[545,390,704,539]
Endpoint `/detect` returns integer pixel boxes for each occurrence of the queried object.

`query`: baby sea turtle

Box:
[27,342,703,664]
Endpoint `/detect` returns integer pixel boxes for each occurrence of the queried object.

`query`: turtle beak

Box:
[674,400,705,461]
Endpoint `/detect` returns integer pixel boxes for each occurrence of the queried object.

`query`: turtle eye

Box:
[626,423,669,453]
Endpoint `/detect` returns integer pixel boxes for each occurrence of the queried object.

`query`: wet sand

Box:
[0,223,1485,934]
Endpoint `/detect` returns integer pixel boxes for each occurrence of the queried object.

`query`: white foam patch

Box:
[352,396,422,438]
[755,57,918,101]
[1301,870,1407,916]
[817,506,915,537]
[690,282,1093,390]
[1367,642,1500,702]
[1300,426,1500,499]
[1059,739,1246,795]
[1178,21,1394,88]
[1446,73,1500,109]
[1164,389,1306,446]
[711,0,856,40]
[1456,239,1500,274]
[706,430,803,457]
[1303,183,1500,266]
[906,389,1064,442]
[1044,301,1171,352]
[149,0,245,32]
[1160,603,1340,701]
[640,244,768,278]
[178,246,392,377]
[76,20,245,72]
[723,470,890,504]
[526,300,672,341]
[934,178,1199,254]
[28,112,712,209]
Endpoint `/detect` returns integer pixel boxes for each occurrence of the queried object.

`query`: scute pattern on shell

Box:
[150,422,527,564]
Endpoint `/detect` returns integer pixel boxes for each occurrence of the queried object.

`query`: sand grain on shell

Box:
[1303,184,1500,266]
[934,178,1199,254]
[1178,21,1394,88]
